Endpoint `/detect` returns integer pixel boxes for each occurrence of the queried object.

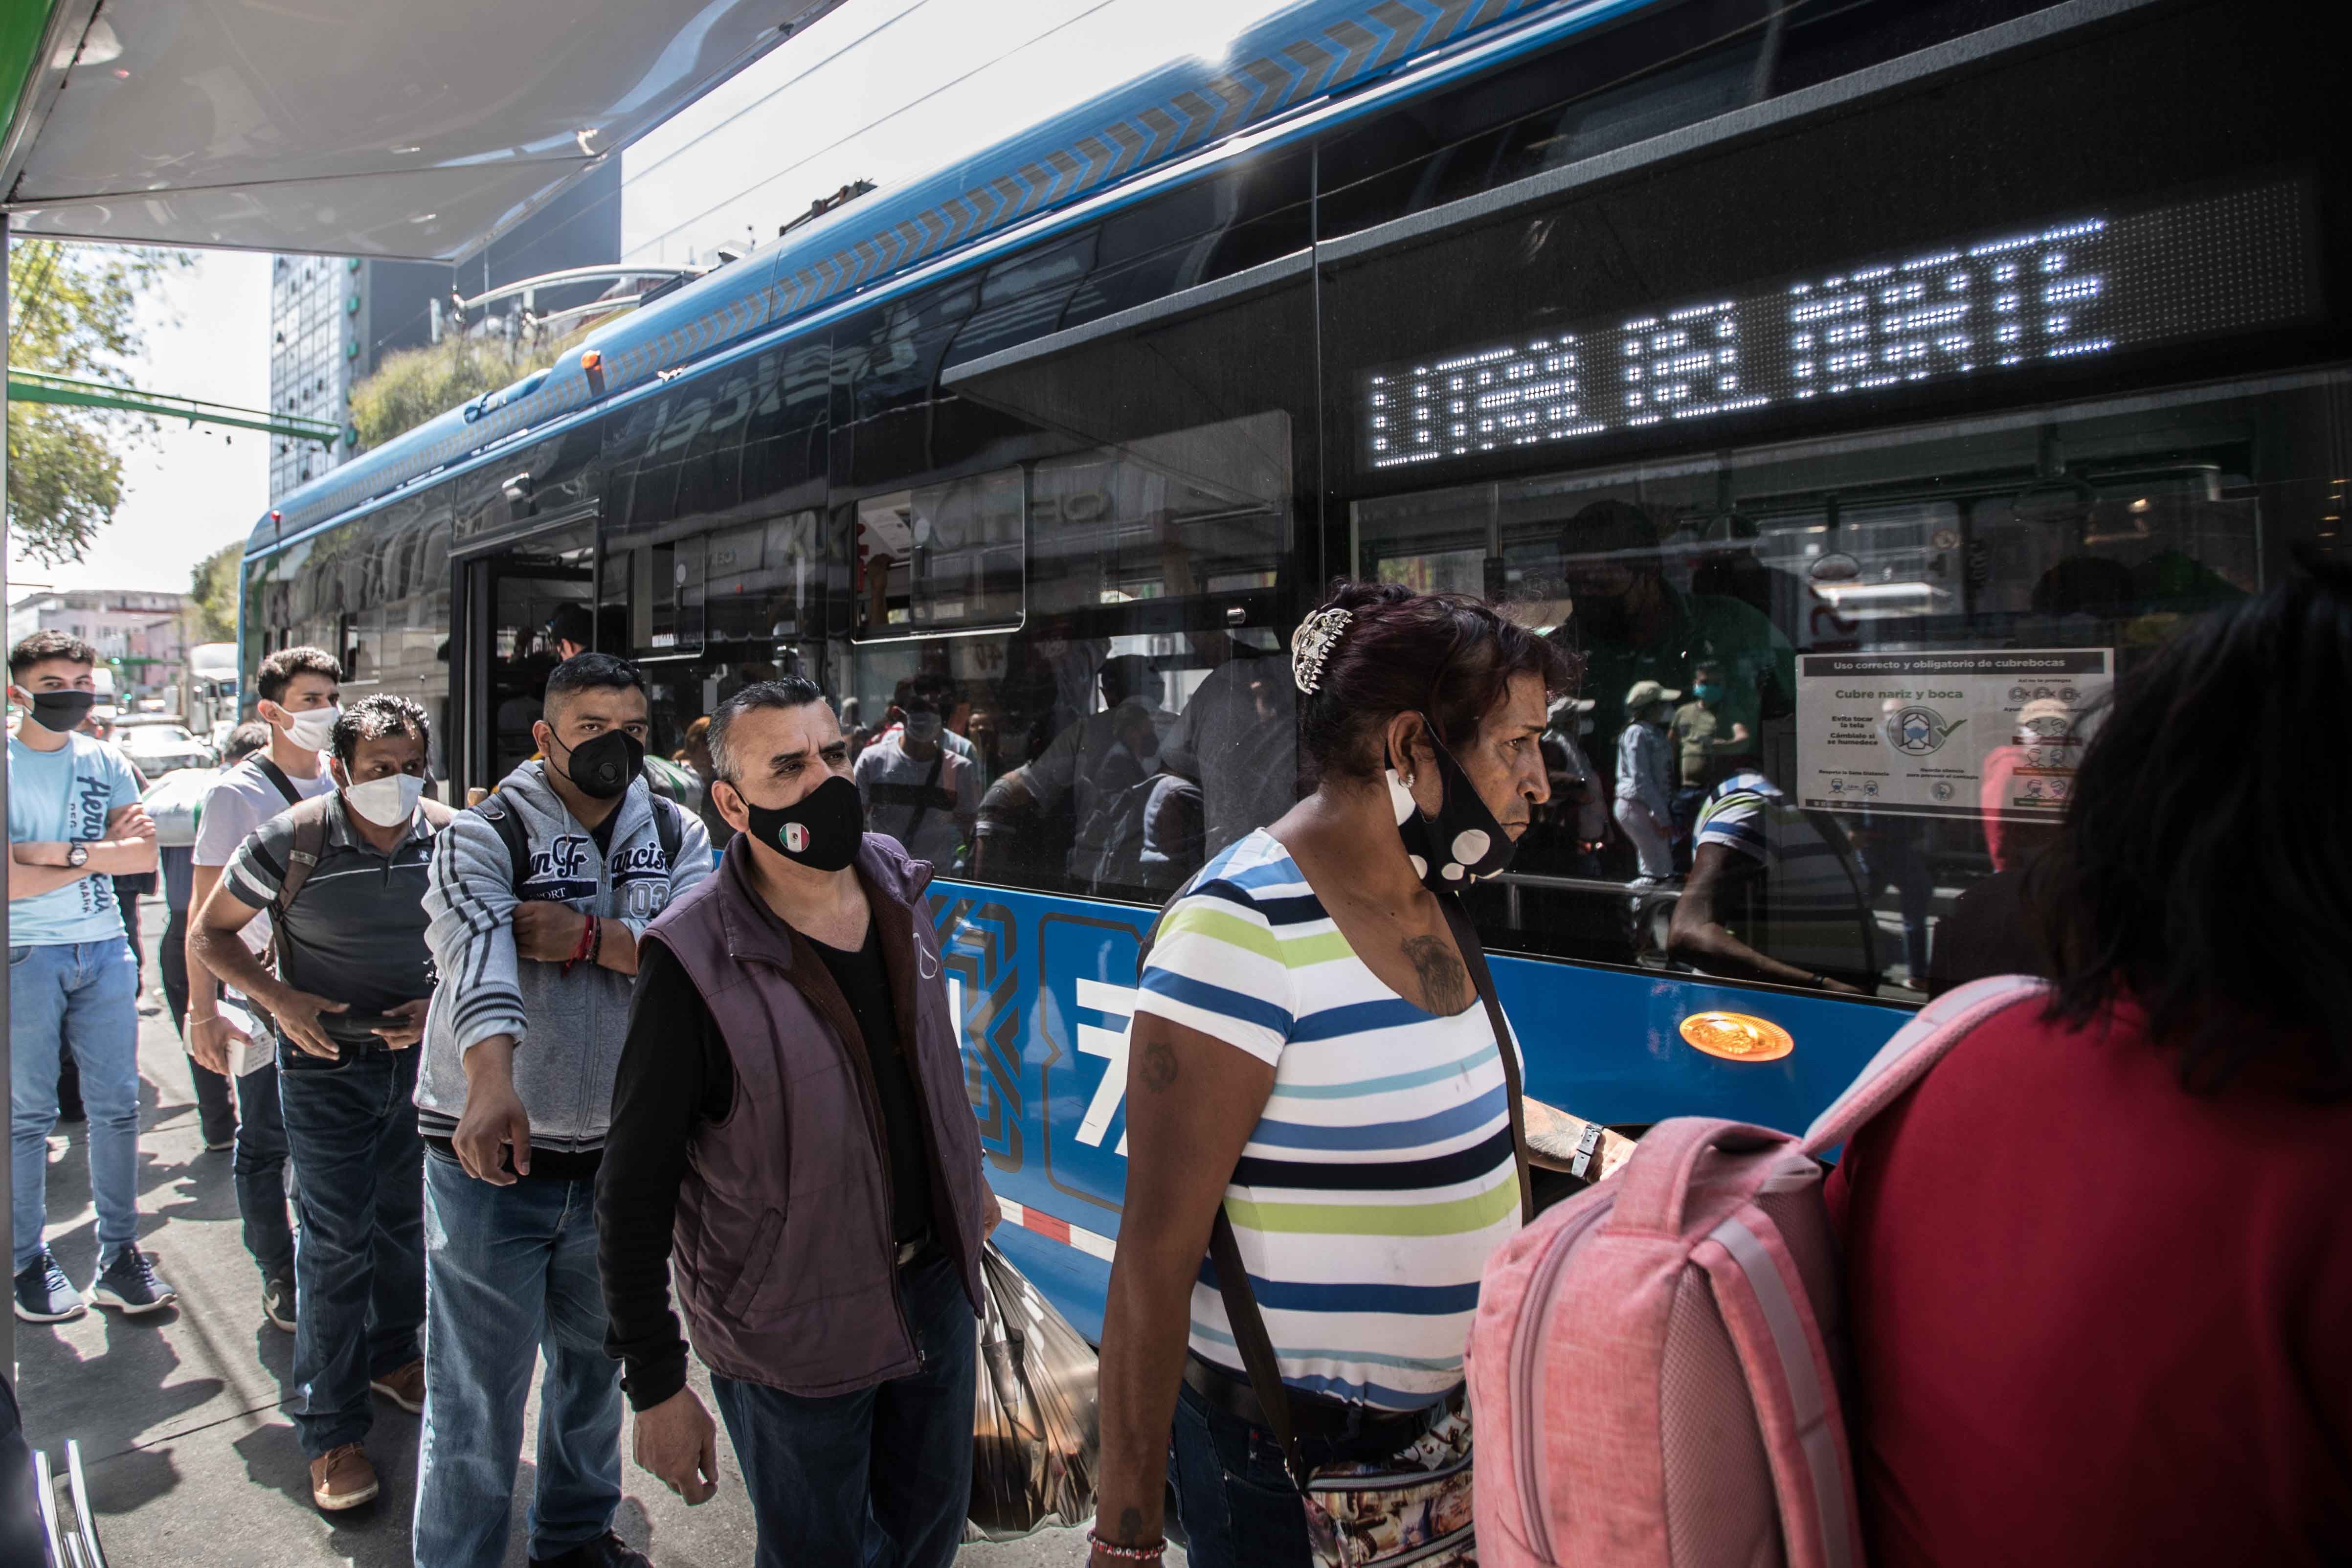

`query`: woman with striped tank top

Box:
[1089,584,1574,1568]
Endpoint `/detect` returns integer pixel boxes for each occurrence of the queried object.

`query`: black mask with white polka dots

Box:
[1388,727,1520,895]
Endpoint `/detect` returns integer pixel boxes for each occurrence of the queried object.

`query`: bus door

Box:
[451,513,598,794]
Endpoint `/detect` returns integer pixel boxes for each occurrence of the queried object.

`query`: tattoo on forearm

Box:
[1115,1507,1145,1545]
[1402,935,1470,1015]
[1139,1040,1178,1091]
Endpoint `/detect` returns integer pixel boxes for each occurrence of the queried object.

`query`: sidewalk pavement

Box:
[13,902,1164,1566]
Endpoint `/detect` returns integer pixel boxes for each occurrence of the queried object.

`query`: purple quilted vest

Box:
[646,832,987,1396]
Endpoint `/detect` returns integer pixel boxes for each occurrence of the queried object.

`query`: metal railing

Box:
[30,1439,108,1568]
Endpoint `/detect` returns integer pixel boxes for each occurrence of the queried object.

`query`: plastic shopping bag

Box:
[965,1241,1100,1540]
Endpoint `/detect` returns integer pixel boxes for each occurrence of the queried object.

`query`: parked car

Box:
[115,722,215,776]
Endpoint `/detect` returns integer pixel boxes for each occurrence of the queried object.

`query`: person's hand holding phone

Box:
[371,998,431,1050]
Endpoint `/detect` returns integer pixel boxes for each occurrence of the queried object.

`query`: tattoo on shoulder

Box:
[1402,935,1470,1015]
[1139,1039,1178,1092]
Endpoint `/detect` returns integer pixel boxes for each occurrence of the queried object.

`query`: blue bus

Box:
[240,0,2347,1336]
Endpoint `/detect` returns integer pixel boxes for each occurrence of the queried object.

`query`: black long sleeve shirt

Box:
[596,922,934,1411]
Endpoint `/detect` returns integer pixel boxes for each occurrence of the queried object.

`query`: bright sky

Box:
[13,0,1303,598]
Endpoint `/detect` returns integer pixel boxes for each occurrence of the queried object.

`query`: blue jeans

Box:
[9,940,139,1273]
[710,1249,976,1568]
[1170,1380,1445,1568]
[277,1044,425,1458]
[234,1061,295,1281]
[413,1151,620,1568]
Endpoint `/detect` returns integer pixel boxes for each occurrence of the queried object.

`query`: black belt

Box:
[894,1231,936,1269]
[1182,1354,1449,1455]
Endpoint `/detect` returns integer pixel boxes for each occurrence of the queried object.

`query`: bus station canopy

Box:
[0,0,845,260]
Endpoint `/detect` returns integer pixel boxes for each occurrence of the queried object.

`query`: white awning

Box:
[1,0,846,259]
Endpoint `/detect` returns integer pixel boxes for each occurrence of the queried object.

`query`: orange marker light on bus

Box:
[1679,1011,1794,1062]
[580,349,606,399]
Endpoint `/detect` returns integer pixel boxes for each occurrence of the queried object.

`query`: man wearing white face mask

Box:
[187,645,341,1332]
[191,695,452,1513]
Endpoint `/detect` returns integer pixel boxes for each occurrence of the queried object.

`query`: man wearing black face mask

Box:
[7,632,167,1323]
[415,653,712,1568]
[593,679,997,1568]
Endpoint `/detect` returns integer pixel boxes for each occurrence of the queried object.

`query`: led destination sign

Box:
[1363,180,2316,470]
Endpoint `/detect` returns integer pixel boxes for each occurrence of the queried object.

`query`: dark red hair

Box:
[1296,581,1577,786]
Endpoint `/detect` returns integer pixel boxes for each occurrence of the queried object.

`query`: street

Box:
[14,905,1152,1567]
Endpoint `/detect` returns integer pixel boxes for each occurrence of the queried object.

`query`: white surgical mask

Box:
[343,773,424,827]
[280,702,342,753]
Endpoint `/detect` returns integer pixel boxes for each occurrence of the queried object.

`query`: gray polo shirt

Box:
[222,796,442,1018]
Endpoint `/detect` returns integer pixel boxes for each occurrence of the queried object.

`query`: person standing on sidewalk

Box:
[416,653,710,1568]
[1090,585,1562,1568]
[7,631,170,1322]
[149,722,270,1152]
[185,645,343,1333]
[191,695,447,1513]
[596,679,995,1568]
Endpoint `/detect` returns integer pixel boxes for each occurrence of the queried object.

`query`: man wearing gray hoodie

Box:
[414,654,712,1568]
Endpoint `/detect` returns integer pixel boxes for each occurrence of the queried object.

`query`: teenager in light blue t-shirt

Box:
[6,630,171,1323]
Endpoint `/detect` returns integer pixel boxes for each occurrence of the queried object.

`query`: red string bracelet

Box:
[1084,1530,1165,1562]
[562,913,597,975]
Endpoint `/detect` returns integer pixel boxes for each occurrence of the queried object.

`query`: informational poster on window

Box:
[1795,649,2112,820]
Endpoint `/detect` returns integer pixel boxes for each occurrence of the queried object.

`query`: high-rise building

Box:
[267,161,624,501]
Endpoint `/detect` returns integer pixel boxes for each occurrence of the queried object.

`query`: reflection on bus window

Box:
[840,411,1297,900]
[856,470,1023,635]
[1361,379,2297,997]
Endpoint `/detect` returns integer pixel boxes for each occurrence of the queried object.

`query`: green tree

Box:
[6,237,192,564]
[349,306,627,451]
[187,538,242,642]
[350,335,556,452]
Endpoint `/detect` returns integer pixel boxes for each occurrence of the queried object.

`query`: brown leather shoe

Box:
[309,1443,379,1511]
[370,1357,426,1413]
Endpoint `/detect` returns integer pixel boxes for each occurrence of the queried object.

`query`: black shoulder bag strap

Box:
[1197,895,1536,1495]
[1207,1207,1311,1492]
[1130,891,1312,1490]
[1437,893,1536,1226]
[900,749,948,849]
[251,755,304,807]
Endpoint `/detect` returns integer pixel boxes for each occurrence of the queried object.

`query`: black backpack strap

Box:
[651,793,684,871]
[469,796,535,895]
[251,756,304,807]
[267,796,338,982]
[1437,893,1535,1226]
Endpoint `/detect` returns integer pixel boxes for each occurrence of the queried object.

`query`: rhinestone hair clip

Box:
[1291,606,1353,694]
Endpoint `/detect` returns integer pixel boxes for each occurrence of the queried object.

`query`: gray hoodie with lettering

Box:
[418,760,714,1152]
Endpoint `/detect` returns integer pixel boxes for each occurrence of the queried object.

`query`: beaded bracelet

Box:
[1085,1528,1166,1562]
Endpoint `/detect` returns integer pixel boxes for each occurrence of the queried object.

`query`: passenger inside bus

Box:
[976,654,1176,893]
[1552,498,1794,753]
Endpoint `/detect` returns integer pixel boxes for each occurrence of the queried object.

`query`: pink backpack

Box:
[1466,974,2047,1568]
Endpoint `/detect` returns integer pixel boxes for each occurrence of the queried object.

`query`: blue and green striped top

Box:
[1133,829,1523,1410]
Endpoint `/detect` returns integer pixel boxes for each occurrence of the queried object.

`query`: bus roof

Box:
[246,0,1653,557]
